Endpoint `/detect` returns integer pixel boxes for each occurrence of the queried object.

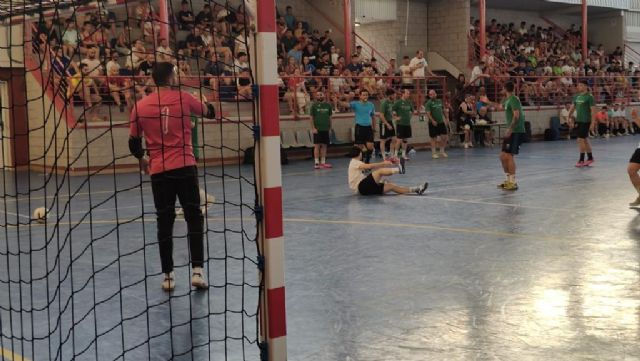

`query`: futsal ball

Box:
[33,207,47,223]
[464,124,471,130]
[477,119,488,126]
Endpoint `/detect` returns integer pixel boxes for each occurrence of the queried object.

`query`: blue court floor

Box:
[1,135,640,360]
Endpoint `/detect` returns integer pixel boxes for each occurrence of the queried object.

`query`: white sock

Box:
[314,158,319,165]
[410,186,418,192]
[505,173,510,181]
[391,168,400,175]
[393,150,398,157]
[320,157,326,164]
[192,266,203,275]
[402,149,406,157]
[508,174,516,183]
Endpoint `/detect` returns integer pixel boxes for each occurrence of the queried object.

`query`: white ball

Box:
[464,124,471,130]
[33,207,47,223]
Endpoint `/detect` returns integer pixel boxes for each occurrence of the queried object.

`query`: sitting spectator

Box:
[319,30,334,54]
[81,47,103,79]
[302,56,316,75]
[236,68,253,100]
[69,63,103,122]
[294,21,304,38]
[137,54,154,76]
[115,24,132,56]
[185,27,205,57]
[288,43,303,64]
[234,51,250,74]
[177,0,195,30]
[106,52,120,75]
[596,105,610,137]
[61,19,78,57]
[126,39,146,70]
[196,4,214,28]
[280,29,297,57]
[284,68,309,115]
[346,54,362,74]
[476,106,494,146]
[156,38,174,61]
[106,64,126,112]
[459,94,477,148]
[177,56,192,76]
[204,52,231,100]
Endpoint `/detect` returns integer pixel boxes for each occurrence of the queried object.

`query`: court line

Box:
[422,195,574,212]
[0,348,30,361]
[6,215,583,243]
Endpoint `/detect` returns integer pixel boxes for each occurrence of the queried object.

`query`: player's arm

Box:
[379,107,391,129]
[128,107,149,173]
[358,160,394,170]
[189,92,216,119]
[590,105,597,131]
[309,106,317,133]
[567,104,576,128]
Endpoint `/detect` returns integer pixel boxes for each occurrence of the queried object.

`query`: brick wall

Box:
[356,20,400,64]
[426,0,470,74]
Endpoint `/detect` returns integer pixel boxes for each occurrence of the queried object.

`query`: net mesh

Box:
[0,0,262,360]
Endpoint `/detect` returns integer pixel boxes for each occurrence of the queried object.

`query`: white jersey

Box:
[348,159,366,192]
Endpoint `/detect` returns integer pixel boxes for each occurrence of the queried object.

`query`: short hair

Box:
[403,56,410,59]
[505,81,515,93]
[347,146,363,158]
[386,88,395,96]
[237,52,247,58]
[152,62,175,86]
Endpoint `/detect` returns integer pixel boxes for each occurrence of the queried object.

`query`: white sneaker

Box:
[464,143,469,149]
[191,267,208,289]
[440,152,448,158]
[162,272,175,292]
[432,153,439,159]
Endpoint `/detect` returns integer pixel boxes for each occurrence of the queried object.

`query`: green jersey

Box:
[392,99,413,126]
[573,93,595,123]
[380,99,394,125]
[503,95,525,133]
[424,98,445,124]
[310,102,333,131]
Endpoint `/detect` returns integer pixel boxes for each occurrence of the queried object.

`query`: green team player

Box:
[424,89,449,159]
[568,80,596,167]
[379,89,398,160]
[482,81,526,190]
[392,89,415,160]
[309,92,333,169]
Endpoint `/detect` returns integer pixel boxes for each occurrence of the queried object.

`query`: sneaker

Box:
[497,181,508,189]
[503,182,519,191]
[388,156,400,164]
[399,157,406,174]
[161,272,175,292]
[583,159,594,166]
[575,161,585,167]
[630,196,640,207]
[432,153,439,159]
[439,152,448,158]
[314,164,321,170]
[464,143,469,149]
[321,163,333,169]
[416,182,429,195]
[191,269,208,289]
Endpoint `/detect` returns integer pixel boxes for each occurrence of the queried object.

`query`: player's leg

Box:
[379,124,387,160]
[151,172,179,291]
[175,166,207,289]
[429,124,438,158]
[628,150,640,206]
[313,142,321,169]
[321,143,331,168]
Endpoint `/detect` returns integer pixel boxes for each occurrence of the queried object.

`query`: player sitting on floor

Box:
[347,146,428,196]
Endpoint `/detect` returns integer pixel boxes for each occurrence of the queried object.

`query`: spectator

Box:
[156,38,174,61]
[294,21,304,38]
[126,39,146,69]
[177,55,192,76]
[409,50,428,109]
[319,30,334,53]
[399,56,413,91]
[302,56,316,75]
[106,52,120,75]
[559,103,574,127]
[137,54,154,76]
[196,4,214,27]
[470,61,488,86]
[69,63,103,122]
[236,68,253,100]
[284,6,296,30]
[61,19,78,57]
[81,47,103,78]
[346,54,362,74]
[288,43,303,64]
[185,27,205,57]
[330,46,339,66]
[106,64,126,112]
[234,52,250,74]
[115,24,132,56]
[177,0,195,30]
[204,52,230,99]
[280,29,298,55]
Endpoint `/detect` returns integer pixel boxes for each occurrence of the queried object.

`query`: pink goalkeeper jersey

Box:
[129,89,205,175]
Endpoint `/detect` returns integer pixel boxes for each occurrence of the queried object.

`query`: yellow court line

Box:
[0,348,29,361]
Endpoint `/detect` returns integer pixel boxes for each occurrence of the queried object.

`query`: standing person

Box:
[310,92,333,169]
[129,62,216,291]
[379,89,398,160]
[425,89,449,159]
[393,89,415,160]
[568,80,596,167]
[347,147,428,196]
[409,50,429,111]
[482,82,526,191]
[350,91,376,163]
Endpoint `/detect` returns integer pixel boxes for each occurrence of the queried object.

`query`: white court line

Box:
[421,195,574,212]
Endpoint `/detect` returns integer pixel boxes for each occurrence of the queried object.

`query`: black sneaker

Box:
[399,157,406,174]
[416,182,429,195]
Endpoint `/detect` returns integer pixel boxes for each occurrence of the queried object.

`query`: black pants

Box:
[151,166,204,273]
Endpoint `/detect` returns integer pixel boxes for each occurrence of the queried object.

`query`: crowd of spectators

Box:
[467,17,639,108]
[34,0,253,121]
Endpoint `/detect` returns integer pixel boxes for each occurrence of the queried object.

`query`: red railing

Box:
[467,34,510,71]
[468,75,640,109]
[540,16,580,48]
[353,32,391,71]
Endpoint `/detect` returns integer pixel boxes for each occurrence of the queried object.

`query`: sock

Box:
[508,174,516,183]
[579,153,585,162]
[587,152,593,161]
[390,168,400,175]
[393,150,398,157]
[321,157,326,164]
[410,186,418,192]
[505,173,510,181]
[314,158,319,165]
[402,149,407,158]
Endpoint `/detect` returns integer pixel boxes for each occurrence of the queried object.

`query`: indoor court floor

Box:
[1,135,640,361]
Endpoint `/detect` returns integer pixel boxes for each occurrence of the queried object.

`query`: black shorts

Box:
[631,148,640,164]
[396,124,412,140]
[379,123,396,139]
[576,122,591,139]
[401,83,414,90]
[502,133,524,155]
[597,124,608,136]
[355,124,374,144]
[429,122,447,137]
[313,130,330,145]
[358,173,385,195]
